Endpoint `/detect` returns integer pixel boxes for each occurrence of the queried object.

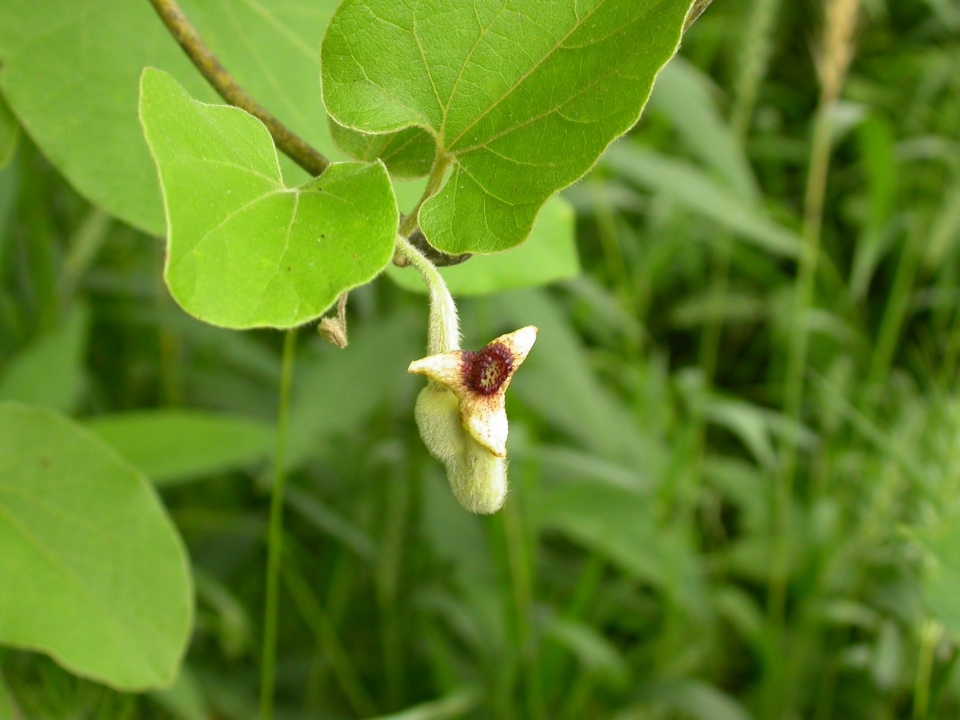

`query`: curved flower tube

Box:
[409,327,538,514]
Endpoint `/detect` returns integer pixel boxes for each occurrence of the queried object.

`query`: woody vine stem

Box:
[147,1,462,716]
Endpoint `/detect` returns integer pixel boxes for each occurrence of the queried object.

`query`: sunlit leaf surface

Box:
[140,69,398,329]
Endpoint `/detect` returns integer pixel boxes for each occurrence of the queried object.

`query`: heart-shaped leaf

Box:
[0,402,193,691]
[321,0,694,254]
[140,69,398,329]
[87,410,276,486]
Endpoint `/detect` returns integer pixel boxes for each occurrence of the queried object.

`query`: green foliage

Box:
[321,0,694,254]
[539,480,661,585]
[601,143,799,258]
[0,403,192,691]
[0,95,16,171]
[0,0,341,233]
[388,195,579,296]
[87,410,275,486]
[5,0,960,718]
[140,69,397,329]
[0,302,88,413]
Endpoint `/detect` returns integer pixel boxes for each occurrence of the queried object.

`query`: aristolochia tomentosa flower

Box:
[409,326,538,514]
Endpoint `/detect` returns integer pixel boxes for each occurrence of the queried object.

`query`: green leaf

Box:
[650,58,758,200]
[321,0,694,254]
[150,667,210,720]
[361,689,480,720]
[86,410,275,486]
[388,195,578,296]
[0,402,193,691]
[542,615,629,686]
[0,303,89,413]
[635,680,754,720]
[539,479,662,585]
[916,520,960,640]
[0,672,17,720]
[0,0,341,233]
[330,120,436,179]
[602,142,800,258]
[0,94,17,170]
[139,69,398,330]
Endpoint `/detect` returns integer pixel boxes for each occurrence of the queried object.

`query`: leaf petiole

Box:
[398,153,452,239]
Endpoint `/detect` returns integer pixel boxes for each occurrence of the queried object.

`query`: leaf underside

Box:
[140,68,398,330]
[322,0,694,254]
[0,402,192,691]
[330,119,436,179]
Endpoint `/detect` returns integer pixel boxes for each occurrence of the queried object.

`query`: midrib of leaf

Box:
[452,57,647,157]
[184,157,279,184]
[435,2,509,143]
[455,161,528,206]
[446,0,666,154]
[410,11,445,125]
[443,0,615,151]
[0,495,167,676]
[250,191,301,317]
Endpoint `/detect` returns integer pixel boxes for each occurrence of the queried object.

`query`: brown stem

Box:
[148,0,329,177]
[150,0,470,266]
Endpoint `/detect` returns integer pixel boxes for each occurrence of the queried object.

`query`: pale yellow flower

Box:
[408,326,538,514]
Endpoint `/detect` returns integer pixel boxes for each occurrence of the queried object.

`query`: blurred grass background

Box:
[4,0,960,718]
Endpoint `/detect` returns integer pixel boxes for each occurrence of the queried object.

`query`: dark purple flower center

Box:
[462,343,513,396]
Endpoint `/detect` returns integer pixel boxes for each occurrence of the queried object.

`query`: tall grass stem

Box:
[259,328,298,720]
[768,0,859,714]
[732,0,783,137]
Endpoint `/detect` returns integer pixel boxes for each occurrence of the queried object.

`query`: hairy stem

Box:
[396,235,459,354]
[394,154,462,354]
[260,328,298,720]
[147,0,329,177]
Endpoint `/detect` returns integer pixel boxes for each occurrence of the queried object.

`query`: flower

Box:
[408,326,538,514]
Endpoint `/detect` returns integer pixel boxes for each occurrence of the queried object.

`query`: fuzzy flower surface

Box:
[408,326,537,514]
